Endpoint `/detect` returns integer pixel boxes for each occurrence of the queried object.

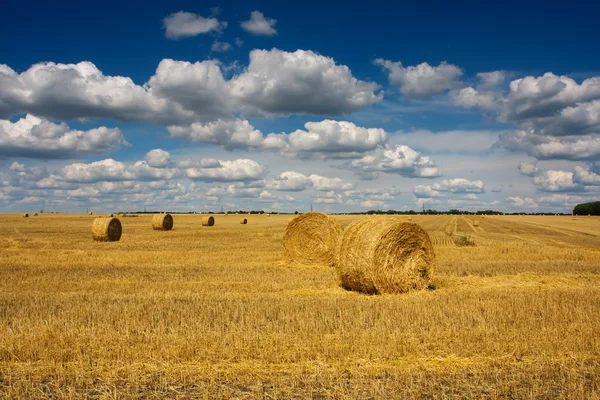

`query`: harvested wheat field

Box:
[1,213,600,398]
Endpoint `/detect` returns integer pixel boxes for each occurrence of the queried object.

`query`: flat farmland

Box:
[1,214,600,399]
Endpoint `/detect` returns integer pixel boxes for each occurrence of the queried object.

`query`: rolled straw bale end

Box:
[335,218,435,295]
[283,212,342,266]
[152,213,174,231]
[202,216,215,227]
[92,217,122,242]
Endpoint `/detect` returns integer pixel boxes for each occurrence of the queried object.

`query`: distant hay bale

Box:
[240,218,248,224]
[109,214,114,217]
[283,212,342,266]
[152,213,173,231]
[473,220,480,227]
[33,213,38,217]
[92,217,122,242]
[89,212,93,215]
[335,217,436,295]
[202,216,215,227]
[23,213,29,218]
[407,216,413,221]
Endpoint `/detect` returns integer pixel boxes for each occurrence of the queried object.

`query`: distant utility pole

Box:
[422,203,425,213]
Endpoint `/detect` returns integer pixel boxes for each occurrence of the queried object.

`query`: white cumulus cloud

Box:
[374,59,463,99]
[230,49,382,117]
[240,11,277,36]
[0,114,126,159]
[163,11,227,39]
[350,145,440,178]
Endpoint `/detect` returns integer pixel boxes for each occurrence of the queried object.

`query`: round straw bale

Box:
[92,217,122,242]
[89,212,93,215]
[23,213,29,218]
[152,213,173,231]
[33,213,38,216]
[283,212,342,266]
[335,217,435,295]
[240,218,248,224]
[202,216,215,226]
[473,220,480,227]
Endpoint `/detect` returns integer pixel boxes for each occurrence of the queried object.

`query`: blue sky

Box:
[1,1,599,213]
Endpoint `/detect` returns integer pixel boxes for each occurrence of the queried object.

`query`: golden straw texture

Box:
[152,213,174,231]
[335,217,435,294]
[92,217,122,242]
[283,212,342,266]
[240,218,248,224]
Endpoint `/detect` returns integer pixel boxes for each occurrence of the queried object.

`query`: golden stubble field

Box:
[1,213,600,399]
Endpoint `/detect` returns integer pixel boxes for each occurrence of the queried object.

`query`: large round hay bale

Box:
[473,220,480,227]
[240,218,248,224]
[335,217,435,295]
[92,217,122,242]
[202,216,215,226]
[23,213,29,218]
[152,213,173,231]
[283,212,342,266]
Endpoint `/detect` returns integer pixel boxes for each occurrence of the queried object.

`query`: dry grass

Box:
[1,214,600,398]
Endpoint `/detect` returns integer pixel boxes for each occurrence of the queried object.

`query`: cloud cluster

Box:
[507,196,538,209]
[375,59,462,99]
[450,70,600,162]
[0,49,381,126]
[350,145,440,178]
[517,161,540,177]
[532,170,581,192]
[168,118,388,158]
[266,171,354,192]
[231,49,382,117]
[413,178,485,199]
[163,11,227,39]
[241,11,277,36]
[0,114,126,159]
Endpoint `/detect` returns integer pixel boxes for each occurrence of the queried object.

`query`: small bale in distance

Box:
[283,212,342,267]
[202,216,215,226]
[33,213,38,217]
[92,217,122,242]
[152,213,174,231]
[23,213,29,218]
[473,220,480,227]
[240,218,248,224]
[335,217,436,295]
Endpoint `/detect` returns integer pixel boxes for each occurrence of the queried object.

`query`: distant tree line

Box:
[573,201,600,216]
